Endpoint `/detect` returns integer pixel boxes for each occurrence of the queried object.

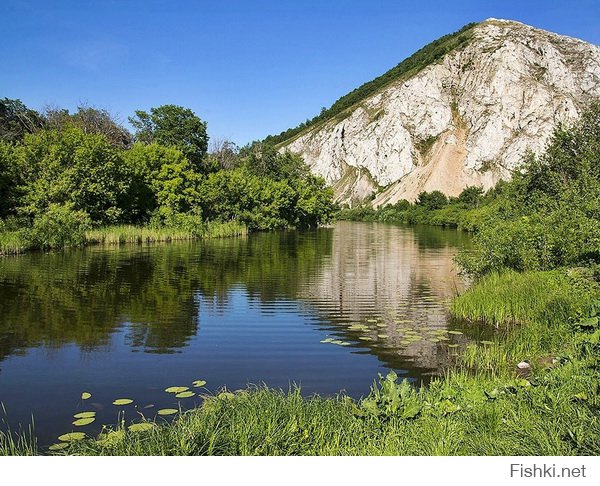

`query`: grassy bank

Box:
[0,220,247,256]
[85,221,247,245]
[4,268,598,456]
[336,202,496,232]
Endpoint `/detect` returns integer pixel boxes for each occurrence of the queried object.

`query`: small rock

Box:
[517,361,531,369]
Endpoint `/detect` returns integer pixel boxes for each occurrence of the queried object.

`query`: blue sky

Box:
[1,0,599,146]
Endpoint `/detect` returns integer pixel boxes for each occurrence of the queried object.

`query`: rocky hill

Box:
[277,19,600,205]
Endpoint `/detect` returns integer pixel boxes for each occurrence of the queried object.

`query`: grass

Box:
[0,229,29,255]
[2,268,595,456]
[86,221,247,245]
[0,221,247,256]
[451,269,596,328]
[0,406,37,456]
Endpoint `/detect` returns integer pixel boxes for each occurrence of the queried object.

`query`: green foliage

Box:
[0,102,335,254]
[264,22,477,146]
[359,371,421,422]
[28,203,91,250]
[451,269,599,328]
[129,105,210,173]
[416,190,449,210]
[460,103,600,275]
[196,146,335,231]
[241,144,310,180]
[0,142,19,217]
[15,127,130,224]
[455,185,484,208]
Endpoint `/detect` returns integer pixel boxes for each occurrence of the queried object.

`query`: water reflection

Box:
[0,222,476,445]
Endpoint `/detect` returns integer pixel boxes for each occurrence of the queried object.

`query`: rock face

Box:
[281,19,600,206]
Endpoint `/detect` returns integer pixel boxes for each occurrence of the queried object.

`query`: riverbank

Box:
[0,220,247,256]
[336,198,493,232]
[4,267,598,456]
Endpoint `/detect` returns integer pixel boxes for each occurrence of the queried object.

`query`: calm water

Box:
[0,221,481,446]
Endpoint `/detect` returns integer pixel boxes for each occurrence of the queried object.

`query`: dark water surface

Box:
[0,221,476,446]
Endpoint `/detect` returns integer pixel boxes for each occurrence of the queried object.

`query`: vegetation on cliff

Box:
[263,22,478,147]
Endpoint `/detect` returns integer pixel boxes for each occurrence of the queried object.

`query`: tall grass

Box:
[86,221,246,245]
[0,221,247,256]
[450,269,597,327]
[0,230,30,256]
[0,405,37,456]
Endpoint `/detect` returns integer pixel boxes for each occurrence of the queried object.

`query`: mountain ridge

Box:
[276,19,600,205]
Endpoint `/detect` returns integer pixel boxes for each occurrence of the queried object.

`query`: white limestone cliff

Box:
[281,19,600,205]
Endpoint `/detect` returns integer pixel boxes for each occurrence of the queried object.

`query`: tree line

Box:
[0,98,336,249]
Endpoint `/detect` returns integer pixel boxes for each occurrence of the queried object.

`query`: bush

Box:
[416,191,448,210]
[28,204,91,250]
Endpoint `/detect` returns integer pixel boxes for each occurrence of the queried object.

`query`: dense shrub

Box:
[28,203,91,249]
[14,127,130,224]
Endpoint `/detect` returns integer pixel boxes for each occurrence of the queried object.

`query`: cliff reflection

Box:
[0,222,470,372]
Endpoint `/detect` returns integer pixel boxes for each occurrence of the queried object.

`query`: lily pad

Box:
[81,392,91,400]
[112,398,133,406]
[447,344,459,348]
[49,442,70,451]
[192,380,207,388]
[165,386,189,393]
[320,338,334,343]
[58,432,86,442]
[128,423,155,433]
[366,318,378,323]
[72,417,95,426]
[157,408,178,416]
[349,325,367,331]
[73,411,96,419]
[377,334,389,339]
[448,330,463,335]
[175,391,195,399]
[358,336,373,341]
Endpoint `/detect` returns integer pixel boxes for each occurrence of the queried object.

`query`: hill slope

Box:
[277,19,600,205]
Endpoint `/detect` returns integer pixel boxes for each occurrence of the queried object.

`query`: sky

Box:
[1,0,599,146]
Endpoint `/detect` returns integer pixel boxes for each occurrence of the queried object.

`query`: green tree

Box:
[129,105,210,173]
[0,142,19,217]
[14,127,130,224]
[416,190,449,210]
[456,186,484,208]
[241,143,310,180]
